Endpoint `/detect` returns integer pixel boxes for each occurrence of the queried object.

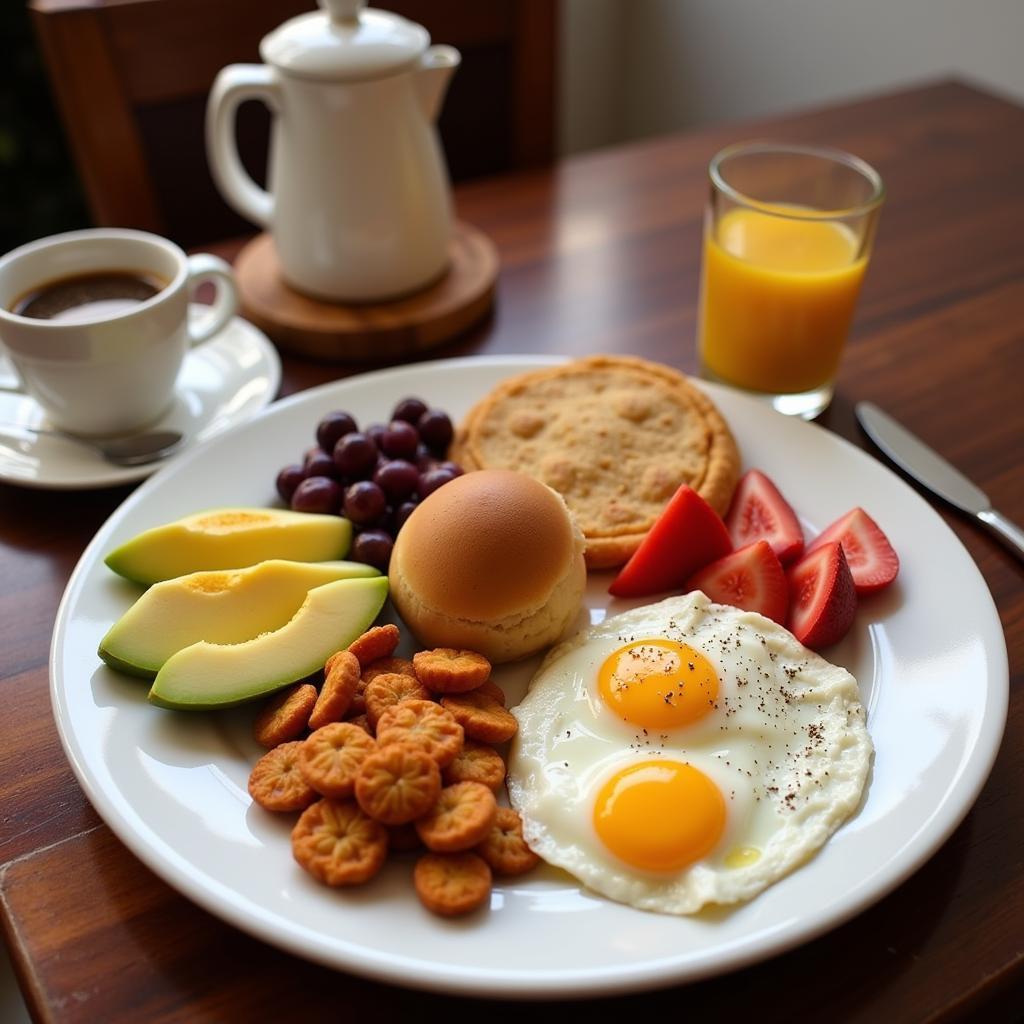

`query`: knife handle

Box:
[977,509,1024,564]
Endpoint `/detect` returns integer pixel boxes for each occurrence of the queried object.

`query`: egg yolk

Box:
[598,639,718,730]
[593,760,726,872]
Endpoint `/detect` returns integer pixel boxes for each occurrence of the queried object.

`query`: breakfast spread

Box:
[95,356,902,923]
[451,355,741,568]
[388,468,587,663]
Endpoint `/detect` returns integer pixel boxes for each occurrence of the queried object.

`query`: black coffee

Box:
[11,270,167,321]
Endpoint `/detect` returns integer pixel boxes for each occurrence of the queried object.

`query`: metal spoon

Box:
[2,425,185,466]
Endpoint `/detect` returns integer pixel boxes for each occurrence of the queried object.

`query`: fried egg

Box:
[506,592,871,913]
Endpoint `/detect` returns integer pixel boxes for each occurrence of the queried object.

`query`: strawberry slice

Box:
[786,542,857,648]
[609,484,732,598]
[724,469,804,565]
[805,507,899,595]
[685,540,788,624]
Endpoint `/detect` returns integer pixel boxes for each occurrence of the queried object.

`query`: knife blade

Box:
[855,401,1024,563]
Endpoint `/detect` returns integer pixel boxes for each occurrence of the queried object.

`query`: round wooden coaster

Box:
[234,222,498,362]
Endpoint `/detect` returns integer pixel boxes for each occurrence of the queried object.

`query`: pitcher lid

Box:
[261,0,429,82]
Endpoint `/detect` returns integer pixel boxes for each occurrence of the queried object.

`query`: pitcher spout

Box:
[415,45,460,122]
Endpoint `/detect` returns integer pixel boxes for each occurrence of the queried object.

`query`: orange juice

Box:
[698,207,867,394]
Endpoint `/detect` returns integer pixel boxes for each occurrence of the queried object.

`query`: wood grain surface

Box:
[1,80,1022,1023]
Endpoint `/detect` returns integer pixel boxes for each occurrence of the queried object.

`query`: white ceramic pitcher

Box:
[206,0,459,302]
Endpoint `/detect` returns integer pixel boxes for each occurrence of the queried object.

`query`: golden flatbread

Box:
[451,356,740,568]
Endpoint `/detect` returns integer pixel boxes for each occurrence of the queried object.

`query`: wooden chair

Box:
[30,0,557,248]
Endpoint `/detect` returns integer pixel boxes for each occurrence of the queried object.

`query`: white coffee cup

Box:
[0,228,238,436]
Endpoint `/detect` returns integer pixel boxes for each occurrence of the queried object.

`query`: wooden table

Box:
[2,80,1022,1022]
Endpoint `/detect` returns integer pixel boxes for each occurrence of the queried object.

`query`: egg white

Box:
[507,591,872,914]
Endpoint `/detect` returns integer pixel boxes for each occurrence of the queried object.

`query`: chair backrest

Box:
[30,0,557,248]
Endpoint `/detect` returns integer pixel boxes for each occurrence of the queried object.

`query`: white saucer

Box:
[0,313,281,490]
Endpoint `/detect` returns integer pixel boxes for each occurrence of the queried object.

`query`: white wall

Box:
[560,0,1024,153]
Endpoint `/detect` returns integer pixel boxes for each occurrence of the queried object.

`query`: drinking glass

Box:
[697,141,885,418]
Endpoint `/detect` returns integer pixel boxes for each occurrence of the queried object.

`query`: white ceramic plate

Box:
[51,356,1008,999]
[0,311,281,490]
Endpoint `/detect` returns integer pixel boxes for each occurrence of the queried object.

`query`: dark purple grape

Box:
[365,422,388,450]
[276,463,305,503]
[291,476,343,514]
[437,460,464,478]
[417,409,454,454]
[351,529,394,571]
[343,480,387,525]
[418,466,457,499]
[374,458,419,502]
[316,410,357,452]
[394,500,418,533]
[304,450,338,480]
[333,432,378,479]
[381,420,419,460]
[391,396,428,425]
[414,443,437,472]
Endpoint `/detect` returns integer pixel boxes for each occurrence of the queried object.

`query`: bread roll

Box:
[389,470,586,663]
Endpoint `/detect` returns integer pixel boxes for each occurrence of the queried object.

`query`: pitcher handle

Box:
[206,64,279,228]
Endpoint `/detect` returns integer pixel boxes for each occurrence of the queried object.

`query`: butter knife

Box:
[855,401,1024,563]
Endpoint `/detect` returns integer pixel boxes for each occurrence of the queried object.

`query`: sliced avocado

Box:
[99,559,381,679]
[104,508,352,585]
[148,575,388,710]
